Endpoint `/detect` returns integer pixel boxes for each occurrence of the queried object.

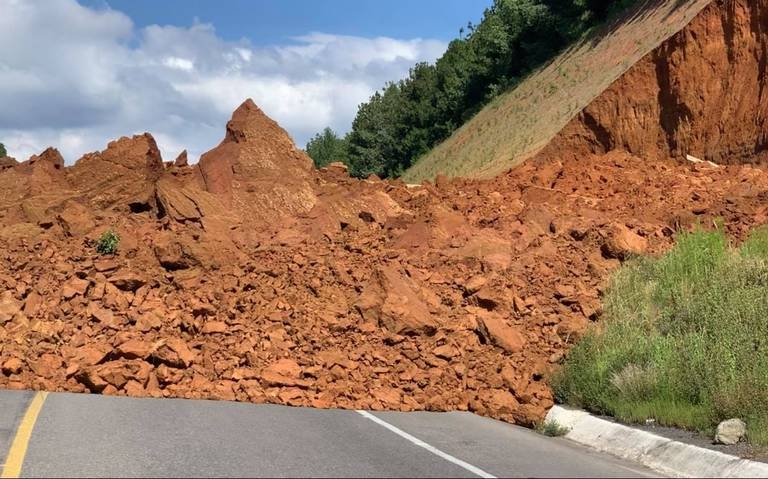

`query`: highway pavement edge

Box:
[546,405,768,478]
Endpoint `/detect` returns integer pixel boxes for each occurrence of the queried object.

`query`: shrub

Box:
[536,419,570,437]
[554,228,768,445]
[95,230,120,255]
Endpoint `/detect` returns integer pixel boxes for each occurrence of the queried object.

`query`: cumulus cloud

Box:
[0,0,447,163]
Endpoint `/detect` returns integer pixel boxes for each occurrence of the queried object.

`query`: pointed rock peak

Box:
[237,98,259,112]
[173,150,189,167]
[224,98,290,145]
[29,147,64,169]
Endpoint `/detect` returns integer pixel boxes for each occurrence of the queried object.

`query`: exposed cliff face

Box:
[404,0,713,181]
[536,0,768,165]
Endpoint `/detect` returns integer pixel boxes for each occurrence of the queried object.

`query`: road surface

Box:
[0,390,659,478]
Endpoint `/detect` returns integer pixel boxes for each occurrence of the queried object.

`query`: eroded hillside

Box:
[534,0,768,165]
[403,0,712,181]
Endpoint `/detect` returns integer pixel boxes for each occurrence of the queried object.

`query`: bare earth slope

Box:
[534,0,768,166]
[2,0,768,429]
[403,0,712,182]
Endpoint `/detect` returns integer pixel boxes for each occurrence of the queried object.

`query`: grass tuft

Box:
[536,419,571,437]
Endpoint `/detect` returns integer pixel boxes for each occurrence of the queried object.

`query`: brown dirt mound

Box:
[2,94,768,426]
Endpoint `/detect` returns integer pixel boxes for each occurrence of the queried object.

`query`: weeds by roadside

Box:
[536,420,571,437]
[554,227,768,445]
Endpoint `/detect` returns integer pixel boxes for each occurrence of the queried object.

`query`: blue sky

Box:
[78,0,491,44]
[0,0,491,163]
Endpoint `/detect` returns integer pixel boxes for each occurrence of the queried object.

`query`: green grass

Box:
[553,227,768,446]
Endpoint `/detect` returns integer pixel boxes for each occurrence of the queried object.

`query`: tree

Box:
[0,143,6,158]
[305,127,347,168]
[306,0,637,179]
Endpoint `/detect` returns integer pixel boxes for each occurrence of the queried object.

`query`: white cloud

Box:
[0,0,447,163]
[163,57,195,72]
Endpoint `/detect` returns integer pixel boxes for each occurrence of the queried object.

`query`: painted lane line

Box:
[356,410,496,478]
[1,391,48,479]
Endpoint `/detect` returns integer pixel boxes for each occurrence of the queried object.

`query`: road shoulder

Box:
[546,405,768,478]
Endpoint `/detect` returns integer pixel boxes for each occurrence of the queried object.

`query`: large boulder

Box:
[601,223,648,260]
[714,418,746,445]
[67,133,164,212]
[474,310,527,353]
[355,266,439,335]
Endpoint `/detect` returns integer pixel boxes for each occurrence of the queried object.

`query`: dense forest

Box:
[305,0,635,178]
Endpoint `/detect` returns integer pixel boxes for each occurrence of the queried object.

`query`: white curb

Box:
[546,406,768,478]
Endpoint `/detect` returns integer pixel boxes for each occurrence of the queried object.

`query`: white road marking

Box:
[356,410,497,478]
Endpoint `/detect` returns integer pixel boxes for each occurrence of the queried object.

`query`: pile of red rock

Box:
[1,99,767,427]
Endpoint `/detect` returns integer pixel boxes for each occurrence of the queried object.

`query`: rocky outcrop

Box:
[197,99,317,226]
[67,133,164,213]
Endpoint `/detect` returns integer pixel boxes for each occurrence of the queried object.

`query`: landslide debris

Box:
[2,95,768,427]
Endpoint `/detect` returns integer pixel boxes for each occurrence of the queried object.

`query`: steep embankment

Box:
[534,0,768,165]
[403,0,712,182]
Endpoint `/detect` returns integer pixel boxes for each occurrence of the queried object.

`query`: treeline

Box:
[0,143,6,158]
[306,0,635,178]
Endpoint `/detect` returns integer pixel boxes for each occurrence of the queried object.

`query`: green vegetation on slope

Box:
[0,142,6,158]
[305,127,346,169]
[95,229,120,255]
[554,227,768,446]
[306,0,640,178]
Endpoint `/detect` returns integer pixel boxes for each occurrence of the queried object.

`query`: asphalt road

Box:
[0,390,660,478]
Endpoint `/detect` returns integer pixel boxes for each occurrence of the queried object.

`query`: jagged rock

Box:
[152,338,195,368]
[67,133,164,212]
[29,147,64,169]
[260,359,308,388]
[355,266,438,336]
[173,150,188,167]
[57,201,95,237]
[153,232,199,271]
[109,273,146,292]
[0,292,22,324]
[197,99,318,224]
[1,357,23,375]
[601,223,648,260]
[475,311,526,353]
[115,339,158,360]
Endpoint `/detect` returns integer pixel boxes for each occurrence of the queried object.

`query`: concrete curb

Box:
[545,405,768,478]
